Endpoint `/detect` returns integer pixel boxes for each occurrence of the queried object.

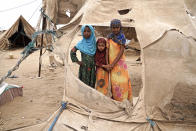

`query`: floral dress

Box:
[70,47,96,88]
[108,39,132,102]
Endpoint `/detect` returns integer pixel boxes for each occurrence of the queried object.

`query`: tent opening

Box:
[94,26,142,97]
[94,26,140,53]
[8,20,31,49]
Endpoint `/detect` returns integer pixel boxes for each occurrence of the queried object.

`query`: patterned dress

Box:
[108,39,132,102]
[95,67,109,95]
[70,47,96,88]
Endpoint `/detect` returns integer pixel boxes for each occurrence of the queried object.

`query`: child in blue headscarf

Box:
[70,25,96,88]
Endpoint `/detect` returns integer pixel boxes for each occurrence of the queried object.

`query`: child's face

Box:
[111,27,121,35]
[83,26,91,39]
[97,42,106,52]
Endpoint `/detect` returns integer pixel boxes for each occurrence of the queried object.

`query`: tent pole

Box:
[38,16,46,77]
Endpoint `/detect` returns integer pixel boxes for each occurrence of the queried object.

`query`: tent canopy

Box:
[18,0,196,130]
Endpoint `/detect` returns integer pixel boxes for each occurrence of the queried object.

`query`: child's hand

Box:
[102,65,107,68]
[108,64,113,70]
[102,65,109,71]
[103,64,112,71]
[108,64,115,71]
[77,61,83,66]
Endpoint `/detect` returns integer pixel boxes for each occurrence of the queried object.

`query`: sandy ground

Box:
[0,47,142,130]
[0,49,64,130]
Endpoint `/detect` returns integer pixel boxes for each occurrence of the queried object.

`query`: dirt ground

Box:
[0,47,142,130]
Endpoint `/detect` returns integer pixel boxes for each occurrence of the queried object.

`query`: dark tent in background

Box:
[0,15,35,50]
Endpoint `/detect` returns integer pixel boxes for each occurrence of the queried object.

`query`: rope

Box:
[28,3,42,22]
[0,30,57,84]
[40,8,62,38]
[0,6,58,84]
[0,0,39,12]
[146,117,155,127]
[40,8,54,26]
[48,102,67,131]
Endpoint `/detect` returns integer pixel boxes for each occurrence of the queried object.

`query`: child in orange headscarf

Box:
[106,19,132,103]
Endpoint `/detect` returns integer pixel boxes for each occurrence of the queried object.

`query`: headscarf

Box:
[76,24,96,56]
[110,19,122,28]
[108,19,126,44]
[95,38,106,67]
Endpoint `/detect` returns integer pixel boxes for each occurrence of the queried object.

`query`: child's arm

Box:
[102,64,109,69]
[104,40,110,71]
[70,47,83,65]
[95,62,103,68]
[110,44,124,69]
[106,42,109,65]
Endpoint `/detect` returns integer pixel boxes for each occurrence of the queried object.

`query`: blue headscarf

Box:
[108,19,126,44]
[76,25,96,56]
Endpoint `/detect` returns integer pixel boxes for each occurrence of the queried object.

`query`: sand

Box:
[0,48,142,130]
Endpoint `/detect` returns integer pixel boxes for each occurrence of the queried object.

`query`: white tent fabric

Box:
[143,29,196,121]
[44,0,196,48]
[0,15,35,50]
[43,0,85,24]
[184,0,196,16]
[17,0,196,130]
[184,0,196,30]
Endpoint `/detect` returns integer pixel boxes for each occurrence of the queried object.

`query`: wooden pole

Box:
[38,16,47,77]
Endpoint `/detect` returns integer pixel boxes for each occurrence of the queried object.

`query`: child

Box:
[106,19,132,103]
[70,25,96,88]
[95,38,109,96]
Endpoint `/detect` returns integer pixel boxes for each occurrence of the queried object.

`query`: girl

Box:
[70,25,96,88]
[95,38,109,96]
[106,19,132,103]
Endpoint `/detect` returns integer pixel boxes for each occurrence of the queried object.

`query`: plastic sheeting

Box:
[0,82,23,106]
